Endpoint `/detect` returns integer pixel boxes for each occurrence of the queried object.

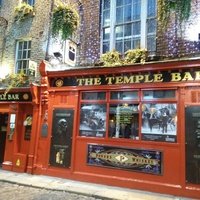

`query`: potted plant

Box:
[2,71,29,95]
[52,1,79,40]
[14,2,35,22]
[124,48,148,64]
[100,50,122,67]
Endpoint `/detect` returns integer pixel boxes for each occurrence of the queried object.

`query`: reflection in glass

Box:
[82,92,106,100]
[143,90,176,100]
[111,91,138,100]
[109,104,139,139]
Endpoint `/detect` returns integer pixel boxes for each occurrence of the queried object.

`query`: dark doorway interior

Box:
[0,113,8,167]
[185,106,200,184]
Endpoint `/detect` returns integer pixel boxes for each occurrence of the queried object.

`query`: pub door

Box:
[49,108,74,168]
[185,106,200,184]
[0,113,8,167]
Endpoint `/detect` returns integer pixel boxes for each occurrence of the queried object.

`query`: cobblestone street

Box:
[0,181,103,200]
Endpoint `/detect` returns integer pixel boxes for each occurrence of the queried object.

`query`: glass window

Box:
[15,40,31,74]
[109,104,139,139]
[143,90,176,100]
[141,103,177,142]
[23,0,35,6]
[82,92,106,100]
[79,89,177,143]
[79,104,106,137]
[101,0,157,54]
[111,91,138,100]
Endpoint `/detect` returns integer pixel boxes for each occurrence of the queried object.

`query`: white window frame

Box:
[15,40,31,74]
[101,0,156,54]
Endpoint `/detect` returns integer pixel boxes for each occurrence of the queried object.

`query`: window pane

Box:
[23,51,27,59]
[109,104,139,139]
[132,21,141,35]
[111,91,138,100]
[147,19,156,34]
[103,27,110,40]
[103,42,110,53]
[82,92,106,100]
[23,41,28,49]
[18,42,23,50]
[132,38,140,49]
[143,90,176,100]
[147,36,156,52]
[79,104,106,137]
[147,0,156,17]
[17,50,22,59]
[117,0,124,6]
[124,39,131,52]
[116,7,123,23]
[103,0,110,9]
[115,40,123,53]
[124,24,132,37]
[124,5,131,22]
[103,10,110,26]
[28,41,31,48]
[133,0,141,20]
[115,25,123,38]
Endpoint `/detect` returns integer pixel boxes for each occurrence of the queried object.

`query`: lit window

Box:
[15,40,31,74]
[101,0,157,54]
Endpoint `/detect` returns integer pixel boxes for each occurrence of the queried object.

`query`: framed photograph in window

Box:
[141,103,177,142]
[79,104,106,137]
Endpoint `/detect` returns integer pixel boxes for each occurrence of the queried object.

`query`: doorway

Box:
[0,113,8,167]
[185,106,200,184]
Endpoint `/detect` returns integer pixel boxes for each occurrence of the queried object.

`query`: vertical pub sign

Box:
[49,108,74,168]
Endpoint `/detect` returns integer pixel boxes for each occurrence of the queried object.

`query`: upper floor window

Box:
[23,0,35,6]
[101,0,157,54]
[15,40,31,74]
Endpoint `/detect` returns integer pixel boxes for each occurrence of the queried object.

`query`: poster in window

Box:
[141,103,177,142]
[79,104,106,137]
[49,109,74,168]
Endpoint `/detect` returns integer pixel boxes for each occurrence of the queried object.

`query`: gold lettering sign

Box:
[76,71,200,86]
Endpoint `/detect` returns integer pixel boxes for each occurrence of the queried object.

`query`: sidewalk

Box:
[0,169,191,200]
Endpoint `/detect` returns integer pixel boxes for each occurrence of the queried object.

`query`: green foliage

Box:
[100,50,122,67]
[158,0,191,30]
[124,49,147,64]
[14,2,35,21]
[52,1,79,40]
[100,49,148,67]
[2,71,29,95]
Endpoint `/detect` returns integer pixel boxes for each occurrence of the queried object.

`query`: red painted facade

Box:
[1,59,200,199]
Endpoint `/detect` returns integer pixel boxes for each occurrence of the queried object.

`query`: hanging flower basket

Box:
[14,2,35,22]
[52,2,79,40]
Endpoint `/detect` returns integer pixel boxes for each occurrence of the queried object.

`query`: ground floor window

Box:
[79,89,177,143]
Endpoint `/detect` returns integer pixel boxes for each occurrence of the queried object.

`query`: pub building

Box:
[0,84,40,174]
[2,58,200,199]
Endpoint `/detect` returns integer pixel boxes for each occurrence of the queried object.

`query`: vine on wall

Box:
[158,0,192,30]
